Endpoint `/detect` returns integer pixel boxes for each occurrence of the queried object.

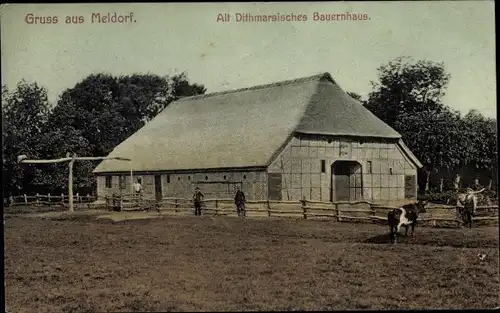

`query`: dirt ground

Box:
[3,212,500,312]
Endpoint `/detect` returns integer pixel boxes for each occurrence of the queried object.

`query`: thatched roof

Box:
[93,72,410,173]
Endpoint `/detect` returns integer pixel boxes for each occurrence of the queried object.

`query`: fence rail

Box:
[4,193,97,207]
[4,194,498,227]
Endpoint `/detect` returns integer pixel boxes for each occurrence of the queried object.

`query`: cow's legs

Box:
[389,225,397,244]
[393,225,401,244]
[404,225,409,236]
[411,222,416,236]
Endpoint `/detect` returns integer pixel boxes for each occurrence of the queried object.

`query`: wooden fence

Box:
[4,194,498,227]
[5,193,97,208]
[98,195,498,227]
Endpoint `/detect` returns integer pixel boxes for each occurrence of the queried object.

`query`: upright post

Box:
[68,155,76,212]
[129,161,134,196]
[301,198,307,219]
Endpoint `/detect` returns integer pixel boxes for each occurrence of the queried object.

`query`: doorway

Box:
[331,161,363,201]
[154,175,162,202]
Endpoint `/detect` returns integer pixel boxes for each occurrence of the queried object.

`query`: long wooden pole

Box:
[18,154,132,212]
[68,155,75,212]
[130,160,134,196]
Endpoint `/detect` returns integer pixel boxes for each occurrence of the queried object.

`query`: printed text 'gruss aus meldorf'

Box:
[24,12,136,24]
[216,12,371,22]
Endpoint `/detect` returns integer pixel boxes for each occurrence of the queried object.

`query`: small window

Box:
[367,161,372,174]
[119,176,126,190]
[166,175,170,183]
[243,175,247,180]
[205,176,208,180]
[321,160,326,173]
[188,176,191,181]
[178,177,181,181]
[223,175,227,180]
[389,167,393,175]
[105,176,112,188]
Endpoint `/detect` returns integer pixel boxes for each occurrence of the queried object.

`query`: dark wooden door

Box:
[268,173,282,200]
[154,175,162,202]
[332,161,362,201]
[333,164,350,201]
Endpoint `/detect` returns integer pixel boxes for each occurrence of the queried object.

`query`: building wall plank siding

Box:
[97,170,267,200]
[268,134,418,202]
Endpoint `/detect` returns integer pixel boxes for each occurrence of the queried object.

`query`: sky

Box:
[1,2,496,118]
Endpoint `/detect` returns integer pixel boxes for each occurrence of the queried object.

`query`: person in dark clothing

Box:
[234,187,246,217]
[193,187,204,216]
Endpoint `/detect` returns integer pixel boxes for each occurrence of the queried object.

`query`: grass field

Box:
[4,212,500,312]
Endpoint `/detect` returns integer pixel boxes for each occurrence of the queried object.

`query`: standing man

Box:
[133,178,143,198]
[193,187,204,216]
[234,186,246,217]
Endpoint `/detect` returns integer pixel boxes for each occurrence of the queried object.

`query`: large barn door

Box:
[332,162,350,201]
[332,161,363,201]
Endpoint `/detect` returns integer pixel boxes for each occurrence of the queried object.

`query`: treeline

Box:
[349,57,497,194]
[2,73,206,197]
[2,57,497,197]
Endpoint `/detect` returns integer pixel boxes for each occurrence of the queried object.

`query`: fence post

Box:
[24,194,28,204]
[61,193,65,206]
[36,193,40,206]
[76,193,80,203]
[301,198,307,219]
[9,196,13,207]
[215,199,219,215]
[47,193,51,209]
[105,196,109,211]
[267,200,271,217]
[335,203,340,222]
[370,205,376,223]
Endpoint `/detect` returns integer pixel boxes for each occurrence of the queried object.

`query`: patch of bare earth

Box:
[4,214,499,312]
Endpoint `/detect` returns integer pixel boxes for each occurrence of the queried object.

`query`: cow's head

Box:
[416,199,428,214]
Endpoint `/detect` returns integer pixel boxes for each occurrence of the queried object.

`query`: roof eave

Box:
[295,130,402,140]
[93,165,268,175]
[397,139,423,168]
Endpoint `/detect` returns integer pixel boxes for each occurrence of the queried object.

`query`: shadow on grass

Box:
[364,233,419,245]
[364,233,392,244]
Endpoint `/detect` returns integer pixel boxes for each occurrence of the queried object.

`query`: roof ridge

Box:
[176,72,335,102]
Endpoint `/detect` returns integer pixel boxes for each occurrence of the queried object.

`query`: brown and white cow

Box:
[388,200,427,244]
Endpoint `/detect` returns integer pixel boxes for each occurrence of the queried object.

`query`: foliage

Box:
[2,81,51,196]
[364,56,497,192]
[394,109,466,173]
[3,72,206,196]
[460,110,497,175]
[365,56,450,127]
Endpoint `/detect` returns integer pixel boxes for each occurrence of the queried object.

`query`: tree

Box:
[42,72,206,193]
[394,109,466,192]
[365,56,450,128]
[460,109,498,189]
[2,81,51,196]
[364,57,457,192]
